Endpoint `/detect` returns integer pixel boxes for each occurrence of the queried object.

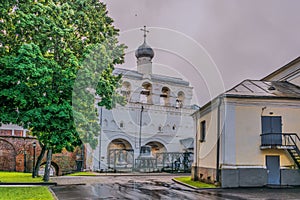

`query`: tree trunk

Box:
[33,144,46,178]
[43,149,52,182]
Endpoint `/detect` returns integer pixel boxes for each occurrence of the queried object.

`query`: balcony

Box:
[260,133,299,150]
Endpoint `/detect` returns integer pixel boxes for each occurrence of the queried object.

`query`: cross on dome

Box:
[135,25,154,59]
[140,25,149,43]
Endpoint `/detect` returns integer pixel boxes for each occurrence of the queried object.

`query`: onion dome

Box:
[135,42,154,59]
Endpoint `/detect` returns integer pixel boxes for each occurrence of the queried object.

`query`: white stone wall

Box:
[92,72,195,170]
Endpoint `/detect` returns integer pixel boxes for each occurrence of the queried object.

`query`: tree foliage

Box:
[0,0,126,180]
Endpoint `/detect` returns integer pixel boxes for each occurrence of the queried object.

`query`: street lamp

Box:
[139,105,144,155]
[99,106,103,171]
[32,141,36,178]
[23,150,26,173]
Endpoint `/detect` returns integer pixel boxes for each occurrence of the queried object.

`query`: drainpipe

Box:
[216,96,223,183]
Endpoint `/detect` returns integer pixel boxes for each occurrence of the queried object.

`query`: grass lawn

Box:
[0,187,54,200]
[0,172,44,183]
[66,171,96,176]
[174,176,217,188]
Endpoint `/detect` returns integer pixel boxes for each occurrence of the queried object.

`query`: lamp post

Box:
[32,141,36,178]
[99,106,103,171]
[23,150,27,173]
[139,105,144,155]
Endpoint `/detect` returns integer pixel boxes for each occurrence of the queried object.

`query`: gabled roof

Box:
[262,57,300,81]
[194,79,300,117]
[225,80,300,99]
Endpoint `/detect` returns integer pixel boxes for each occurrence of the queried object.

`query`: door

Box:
[266,155,280,185]
[261,116,282,145]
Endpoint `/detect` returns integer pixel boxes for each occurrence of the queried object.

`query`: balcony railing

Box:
[260,133,300,148]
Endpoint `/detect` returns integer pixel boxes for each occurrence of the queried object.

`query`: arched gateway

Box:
[107,139,134,171]
[145,141,167,157]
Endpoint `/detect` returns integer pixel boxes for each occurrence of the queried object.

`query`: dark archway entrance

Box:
[145,141,166,157]
[39,162,59,176]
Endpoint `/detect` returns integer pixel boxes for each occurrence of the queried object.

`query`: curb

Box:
[53,183,86,186]
[172,178,198,190]
[48,187,59,200]
[91,173,191,177]
[172,178,219,190]
[0,182,57,186]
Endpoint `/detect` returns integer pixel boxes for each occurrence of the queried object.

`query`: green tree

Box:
[0,0,125,181]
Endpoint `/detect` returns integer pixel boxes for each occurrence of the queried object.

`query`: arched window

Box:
[121,81,131,102]
[119,121,124,128]
[103,119,108,127]
[160,87,170,106]
[158,125,163,132]
[172,124,176,131]
[140,82,152,104]
[176,91,185,108]
[166,124,171,131]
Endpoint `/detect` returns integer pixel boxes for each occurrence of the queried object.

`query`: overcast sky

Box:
[103,0,300,106]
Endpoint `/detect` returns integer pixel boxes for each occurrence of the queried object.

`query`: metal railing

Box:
[260,133,300,147]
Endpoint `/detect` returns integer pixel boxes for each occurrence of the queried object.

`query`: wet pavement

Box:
[50,175,300,200]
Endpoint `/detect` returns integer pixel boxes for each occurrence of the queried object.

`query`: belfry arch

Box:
[107,138,134,171]
[145,141,167,157]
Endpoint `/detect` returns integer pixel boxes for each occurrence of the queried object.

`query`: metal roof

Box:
[113,68,190,86]
[225,80,300,98]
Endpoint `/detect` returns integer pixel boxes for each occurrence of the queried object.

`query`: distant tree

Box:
[0,0,125,181]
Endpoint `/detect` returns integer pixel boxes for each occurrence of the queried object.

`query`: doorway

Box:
[266,155,280,185]
[261,116,282,145]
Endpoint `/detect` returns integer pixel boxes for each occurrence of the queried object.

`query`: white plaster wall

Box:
[92,74,195,170]
[221,103,236,166]
[197,106,218,169]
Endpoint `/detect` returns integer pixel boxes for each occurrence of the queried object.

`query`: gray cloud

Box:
[103,0,300,105]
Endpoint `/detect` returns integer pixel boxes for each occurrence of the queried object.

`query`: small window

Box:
[158,126,162,132]
[176,91,185,108]
[103,119,108,127]
[172,125,176,130]
[200,120,206,142]
[120,122,124,128]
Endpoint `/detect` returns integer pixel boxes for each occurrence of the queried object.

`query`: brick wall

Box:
[0,135,80,175]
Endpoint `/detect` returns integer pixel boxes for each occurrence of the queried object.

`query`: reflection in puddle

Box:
[51,178,248,200]
[88,179,218,200]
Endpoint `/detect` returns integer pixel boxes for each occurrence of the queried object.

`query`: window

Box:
[140,82,152,104]
[158,125,162,132]
[121,82,131,102]
[176,91,185,108]
[172,125,176,130]
[120,121,124,128]
[103,119,108,127]
[160,87,170,106]
[200,120,206,142]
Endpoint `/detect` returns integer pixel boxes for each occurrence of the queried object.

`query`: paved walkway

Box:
[50,173,186,185]
[50,174,300,200]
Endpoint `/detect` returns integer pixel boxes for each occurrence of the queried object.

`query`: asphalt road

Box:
[50,175,300,200]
